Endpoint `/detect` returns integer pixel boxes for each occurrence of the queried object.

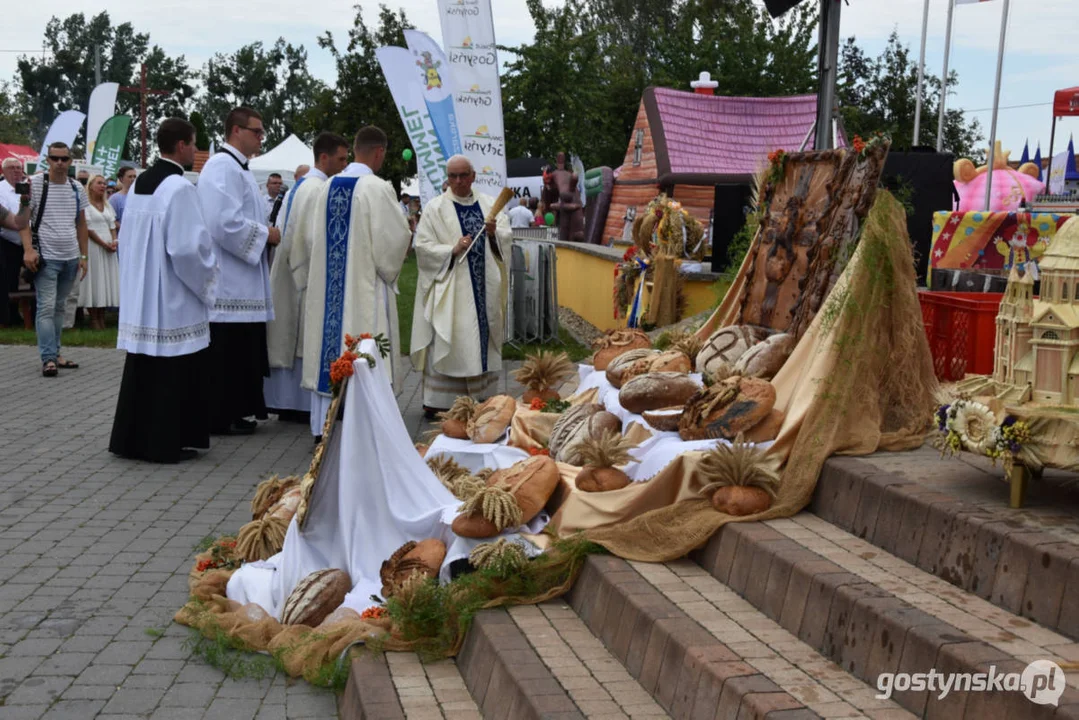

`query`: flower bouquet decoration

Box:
[935,400,1033,473]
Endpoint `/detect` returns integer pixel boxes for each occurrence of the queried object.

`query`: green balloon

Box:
[402,148,413,161]
[544,212,555,226]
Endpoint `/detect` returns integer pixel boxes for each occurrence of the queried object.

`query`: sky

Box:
[2,0,1076,160]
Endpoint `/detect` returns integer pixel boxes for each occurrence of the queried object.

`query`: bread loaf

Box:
[734,333,795,379]
[548,403,603,461]
[605,349,658,388]
[641,407,685,433]
[380,539,447,596]
[549,405,622,465]
[619,372,701,415]
[466,395,516,444]
[281,569,351,627]
[576,466,631,492]
[678,376,776,441]
[268,487,303,520]
[451,455,560,538]
[621,350,692,385]
[591,329,652,370]
[697,325,771,379]
[744,408,784,443]
[441,418,469,440]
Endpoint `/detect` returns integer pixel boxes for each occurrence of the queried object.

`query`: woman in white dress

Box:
[79,175,121,330]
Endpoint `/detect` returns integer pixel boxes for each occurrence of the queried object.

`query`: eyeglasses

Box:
[447,172,472,180]
[48,155,71,163]
[240,126,265,138]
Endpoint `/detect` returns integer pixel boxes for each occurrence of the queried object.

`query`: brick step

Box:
[813,455,1079,640]
[567,553,830,719]
[341,650,483,719]
[691,515,1079,719]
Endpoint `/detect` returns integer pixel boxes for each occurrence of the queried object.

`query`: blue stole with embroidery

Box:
[281,176,307,233]
[317,176,360,394]
[453,200,490,373]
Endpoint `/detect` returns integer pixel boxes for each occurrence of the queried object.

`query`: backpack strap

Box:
[69,179,81,222]
[29,176,49,251]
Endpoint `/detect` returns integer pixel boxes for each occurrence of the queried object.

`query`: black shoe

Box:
[314,435,322,445]
[292,411,311,425]
[423,405,447,420]
[211,420,257,436]
[254,412,269,421]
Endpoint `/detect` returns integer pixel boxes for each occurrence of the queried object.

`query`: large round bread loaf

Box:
[591,329,652,370]
[619,372,701,414]
[380,539,447,596]
[678,376,776,441]
[548,403,604,461]
[734,333,795,380]
[268,487,303,520]
[641,407,684,433]
[605,349,658,388]
[281,569,351,626]
[622,350,692,385]
[696,326,770,379]
[551,408,622,465]
[451,455,560,538]
[467,395,516,444]
[744,408,784,443]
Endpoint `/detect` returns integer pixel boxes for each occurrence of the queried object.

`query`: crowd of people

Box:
[15,106,512,464]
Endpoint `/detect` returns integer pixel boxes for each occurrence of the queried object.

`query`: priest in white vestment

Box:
[263,132,349,424]
[410,155,513,414]
[109,119,218,463]
[301,126,412,438]
[197,107,281,435]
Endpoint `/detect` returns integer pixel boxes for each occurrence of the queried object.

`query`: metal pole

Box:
[814,0,841,151]
[913,0,930,147]
[1046,119,1057,193]
[936,0,956,152]
[983,0,1010,211]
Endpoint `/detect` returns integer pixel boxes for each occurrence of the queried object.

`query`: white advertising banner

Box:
[38,110,87,163]
[376,46,446,207]
[508,175,543,202]
[85,82,119,157]
[437,0,507,193]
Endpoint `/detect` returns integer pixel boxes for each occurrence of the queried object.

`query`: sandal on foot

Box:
[42,362,58,377]
[56,359,79,369]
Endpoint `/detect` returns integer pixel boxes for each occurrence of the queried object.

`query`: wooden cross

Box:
[119,63,168,168]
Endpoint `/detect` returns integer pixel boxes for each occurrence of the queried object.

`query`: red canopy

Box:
[1054,87,1079,117]
[0,143,37,163]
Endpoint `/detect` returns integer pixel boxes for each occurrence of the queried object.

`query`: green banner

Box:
[90,115,131,179]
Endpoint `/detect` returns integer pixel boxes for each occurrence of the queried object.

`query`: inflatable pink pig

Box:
[954,141,1045,212]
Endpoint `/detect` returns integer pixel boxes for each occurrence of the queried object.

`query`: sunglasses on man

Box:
[48,155,72,162]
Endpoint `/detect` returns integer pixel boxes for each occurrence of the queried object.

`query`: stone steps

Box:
[340,651,482,719]
[813,455,1079,640]
[690,514,1079,718]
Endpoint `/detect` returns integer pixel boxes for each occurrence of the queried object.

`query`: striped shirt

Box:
[28,174,87,261]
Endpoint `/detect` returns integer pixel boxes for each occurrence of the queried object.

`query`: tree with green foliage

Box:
[189,111,210,151]
[196,39,324,148]
[16,12,196,159]
[837,32,983,158]
[501,0,818,169]
[314,4,416,194]
[0,82,35,147]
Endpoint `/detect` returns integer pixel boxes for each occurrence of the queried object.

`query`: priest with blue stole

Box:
[197,107,281,435]
[301,126,412,438]
[410,154,513,415]
[264,131,349,424]
[109,119,218,463]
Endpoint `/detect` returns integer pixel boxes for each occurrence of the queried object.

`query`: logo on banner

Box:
[458,85,493,107]
[414,51,444,91]
[446,0,480,15]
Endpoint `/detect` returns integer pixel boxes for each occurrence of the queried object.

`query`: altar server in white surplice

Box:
[302,125,411,438]
[197,106,281,436]
[263,132,350,424]
[410,154,512,416]
[109,119,218,464]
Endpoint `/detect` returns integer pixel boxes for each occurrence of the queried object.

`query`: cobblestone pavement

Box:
[0,345,523,720]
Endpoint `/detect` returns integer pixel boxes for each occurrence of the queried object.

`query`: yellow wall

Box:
[553,244,728,331]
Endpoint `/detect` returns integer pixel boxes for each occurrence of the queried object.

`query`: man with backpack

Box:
[19,141,89,377]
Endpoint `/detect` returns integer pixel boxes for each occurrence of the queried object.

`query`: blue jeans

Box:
[34,257,79,365]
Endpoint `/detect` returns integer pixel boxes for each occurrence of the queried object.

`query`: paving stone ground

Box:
[0,345,523,720]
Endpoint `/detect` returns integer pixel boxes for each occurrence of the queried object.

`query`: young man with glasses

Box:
[196,107,281,435]
[19,142,89,377]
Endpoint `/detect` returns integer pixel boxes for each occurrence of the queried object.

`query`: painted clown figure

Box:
[995,219,1048,280]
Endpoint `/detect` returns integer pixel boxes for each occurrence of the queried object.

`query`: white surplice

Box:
[301,163,411,399]
[116,164,218,357]
[410,191,513,379]
[264,168,327,412]
[196,143,273,323]
[225,339,540,618]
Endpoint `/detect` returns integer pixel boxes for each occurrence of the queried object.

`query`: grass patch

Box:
[184,626,278,682]
[397,253,418,356]
[502,327,590,363]
[0,325,118,348]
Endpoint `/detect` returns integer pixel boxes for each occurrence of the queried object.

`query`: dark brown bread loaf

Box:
[678,376,776,441]
[281,569,351,627]
[619,372,701,414]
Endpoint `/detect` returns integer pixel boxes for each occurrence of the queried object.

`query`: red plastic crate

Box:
[918,291,1003,381]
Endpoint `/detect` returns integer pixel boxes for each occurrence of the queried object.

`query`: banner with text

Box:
[376,46,446,206]
[85,83,119,158]
[402,30,462,165]
[38,110,87,163]
[436,0,507,193]
[91,114,132,179]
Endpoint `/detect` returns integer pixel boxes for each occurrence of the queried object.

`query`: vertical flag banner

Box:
[402,30,462,163]
[85,82,119,157]
[91,114,132,179]
[436,0,507,192]
[38,110,87,163]
[376,46,446,206]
